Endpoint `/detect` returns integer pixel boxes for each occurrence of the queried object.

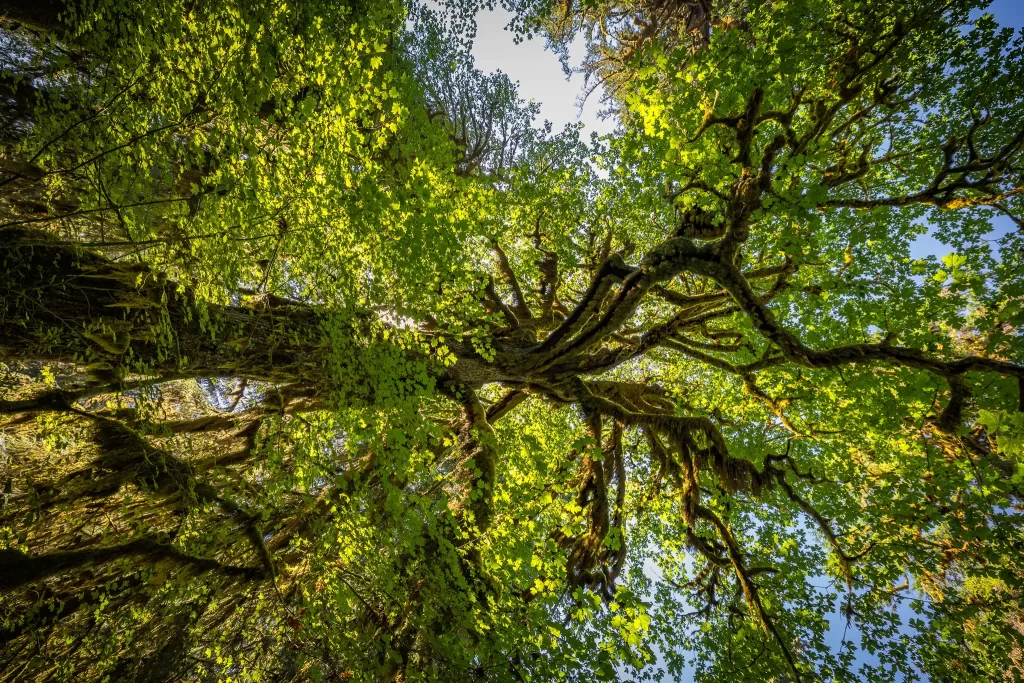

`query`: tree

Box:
[1,0,1023,681]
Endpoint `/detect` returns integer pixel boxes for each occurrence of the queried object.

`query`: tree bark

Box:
[0,227,356,397]
[0,536,263,590]
[1,227,509,411]
[0,0,69,35]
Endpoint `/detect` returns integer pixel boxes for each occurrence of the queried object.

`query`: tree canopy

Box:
[1,0,1023,681]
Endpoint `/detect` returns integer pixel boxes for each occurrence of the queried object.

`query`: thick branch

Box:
[0,536,264,590]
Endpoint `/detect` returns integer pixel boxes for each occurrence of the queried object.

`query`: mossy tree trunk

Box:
[1,227,361,402]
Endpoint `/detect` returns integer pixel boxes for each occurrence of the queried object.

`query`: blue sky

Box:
[989,0,1024,30]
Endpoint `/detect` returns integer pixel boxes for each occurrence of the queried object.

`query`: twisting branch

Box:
[529,253,636,358]
[555,411,611,595]
[766,463,873,584]
[604,420,628,596]
[532,220,562,323]
[491,240,533,321]
[530,239,719,372]
[0,536,265,590]
[711,260,1024,403]
[822,121,1024,212]
[486,388,528,423]
[696,505,802,681]
[742,374,803,437]
[451,386,498,533]
[484,276,520,328]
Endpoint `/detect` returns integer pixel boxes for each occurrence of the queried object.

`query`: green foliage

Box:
[1,1,1023,682]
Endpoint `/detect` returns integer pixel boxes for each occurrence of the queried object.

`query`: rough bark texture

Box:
[0,0,70,35]
[1,227,351,394]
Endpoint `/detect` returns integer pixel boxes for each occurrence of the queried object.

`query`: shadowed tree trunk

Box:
[0,227,418,421]
[0,0,69,35]
[0,227,503,404]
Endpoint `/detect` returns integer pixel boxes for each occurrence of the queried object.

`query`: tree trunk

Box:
[0,0,69,35]
[0,536,264,590]
[0,227,355,397]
